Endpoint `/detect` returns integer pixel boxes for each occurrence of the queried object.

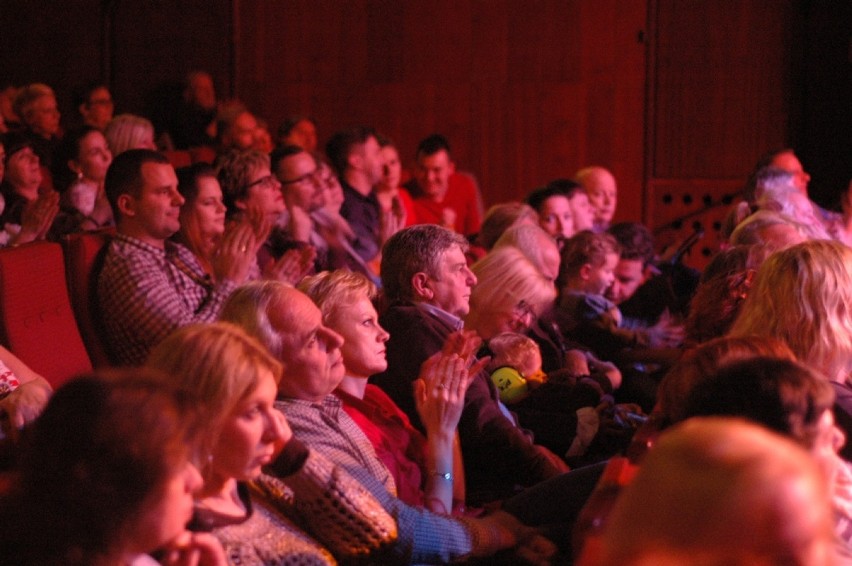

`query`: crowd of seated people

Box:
[1,73,852,564]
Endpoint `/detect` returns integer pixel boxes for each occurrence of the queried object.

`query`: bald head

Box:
[576,166,618,229]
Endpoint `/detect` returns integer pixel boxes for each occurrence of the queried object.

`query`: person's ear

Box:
[117,194,136,218]
[448,160,456,176]
[579,263,592,282]
[234,197,248,211]
[411,272,434,301]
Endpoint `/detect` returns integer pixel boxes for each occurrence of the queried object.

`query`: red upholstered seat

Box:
[62,229,115,368]
[0,242,92,388]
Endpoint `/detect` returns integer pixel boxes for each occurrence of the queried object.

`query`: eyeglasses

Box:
[279,167,319,186]
[512,300,537,323]
[244,175,279,191]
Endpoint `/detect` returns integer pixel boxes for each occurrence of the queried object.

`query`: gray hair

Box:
[380,225,468,303]
[219,281,291,359]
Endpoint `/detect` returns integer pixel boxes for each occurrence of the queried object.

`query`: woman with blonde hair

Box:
[146,322,397,565]
[299,269,479,514]
[104,113,157,156]
[729,239,852,459]
[466,246,557,341]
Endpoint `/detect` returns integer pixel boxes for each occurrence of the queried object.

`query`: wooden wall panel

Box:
[234,0,648,215]
[648,0,794,268]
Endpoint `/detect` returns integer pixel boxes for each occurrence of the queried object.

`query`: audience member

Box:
[74,83,114,131]
[216,105,258,153]
[170,70,218,149]
[492,223,561,281]
[216,148,313,283]
[476,201,537,251]
[50,125,114,235]
[729,240,852,460]
[575,166,617,232]
[376,135,416,238]
[97,149,254,365]
[0,345,52,439]
[588,418,835,566]
[325,126,384,266]
[371,225,569,505]
[0,132,59,247]
[549,178,595,233]
[147,322,396,564]
[406,134,482,236]
[728,208,807,249]
[299,269,479,513]
[13,83,61,170]
[527,183,573,243]
[221,280,558,564]
[0,373,225,566]
[105,113,157,156]
[277,115,318,152]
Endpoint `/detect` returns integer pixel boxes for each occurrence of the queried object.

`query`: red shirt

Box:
[336,384,427,507]
[412,173,482,236]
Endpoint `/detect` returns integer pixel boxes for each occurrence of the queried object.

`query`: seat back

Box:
[62,229,115,368]
[0,242,92,388]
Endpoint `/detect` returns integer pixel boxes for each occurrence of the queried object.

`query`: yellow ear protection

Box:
[490,366,529,403]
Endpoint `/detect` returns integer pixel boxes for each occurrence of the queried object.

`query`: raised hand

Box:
[263,246,316,285]
[212,222,256,284]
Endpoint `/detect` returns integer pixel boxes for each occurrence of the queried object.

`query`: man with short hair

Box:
[406,134,482,237]
[606,222,655,306]
[373,225,569,505]
[97,149,254,365]
[325,126,384,265]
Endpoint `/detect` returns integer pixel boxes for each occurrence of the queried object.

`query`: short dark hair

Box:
[525,179,584,212]
[416,133,451,159]
[683,357,834,449]
[104,149,170,219]
[324,126,377,176]
[73,82,109,109]
[276,115,315,140]
[381,224,468,304]
[269,144,307,175]
[609,222,655,265]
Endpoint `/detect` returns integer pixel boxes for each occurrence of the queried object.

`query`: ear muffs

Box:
[490,366,528,403]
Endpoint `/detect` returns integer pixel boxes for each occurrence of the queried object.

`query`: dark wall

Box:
[3,0,847,264]
[233,0,648,219]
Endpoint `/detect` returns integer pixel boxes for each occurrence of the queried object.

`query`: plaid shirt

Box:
[97,234,236,366]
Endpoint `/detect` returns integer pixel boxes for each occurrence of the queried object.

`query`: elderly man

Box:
[576,166,618,233]
[372,225,570,505]
[97,149,254,365]
[219,280,556,564]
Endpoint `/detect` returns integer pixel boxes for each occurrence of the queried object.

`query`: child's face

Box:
[583,252,619,296]
[520,349,543,378]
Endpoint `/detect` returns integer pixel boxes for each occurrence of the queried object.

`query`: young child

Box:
[488,331,552,404]
[556,230,667,362]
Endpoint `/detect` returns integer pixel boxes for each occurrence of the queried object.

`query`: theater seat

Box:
[62,229,115,368]
[0,242,91,388]
[189,146,217,164]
